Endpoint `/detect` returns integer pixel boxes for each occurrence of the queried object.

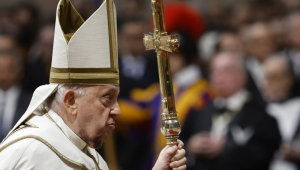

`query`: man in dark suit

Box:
[181,52,281,170]
[0,50,32,141]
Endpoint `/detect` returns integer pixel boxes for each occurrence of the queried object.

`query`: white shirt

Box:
[212,90,250,137]
[0,85,21,137]
[173,64,202,88]
[121,55,147,80]
[267,97,300,142]
[268,97,300,170]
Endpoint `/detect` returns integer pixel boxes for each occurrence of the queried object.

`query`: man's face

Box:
[169,53,186,74]
[219,33,244,54]
[0,56,20,91]
[263,58,293,102]
[247,33,274,61]
[210,54,246,98]
[75,85,120,149]
[121,22,145,57]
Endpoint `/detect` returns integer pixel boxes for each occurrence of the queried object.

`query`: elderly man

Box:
[181,52,281,170]
[263,55,300,170]
[0,0,186,169]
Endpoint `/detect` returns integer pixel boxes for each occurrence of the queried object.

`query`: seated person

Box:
[181,52,281,170]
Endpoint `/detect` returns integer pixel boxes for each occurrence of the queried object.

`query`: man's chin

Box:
[90,132,110,149]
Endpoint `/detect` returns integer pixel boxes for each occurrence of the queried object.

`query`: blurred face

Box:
[169,53,186,74]
[121,22,145,57]
[219,33,244,54]
[263,58,293,102]
[210,54,246,98]
[0,36,16,51]
[0,56,20,91]
[247,33,274,62]
[13,7,34,27]
[39,25,54,63]
[75,85,121,149]
[244,24,275,62]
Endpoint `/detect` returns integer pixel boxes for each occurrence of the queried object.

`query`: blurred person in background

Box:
[242,22,277,104]
[0,50,32,141]
[118,18,158,98]
[114,3,208,169]
[156,31,215,156]
[269,18,289,51]
[216,32,245,54]
[23,24,55,92]
[0,7,18,35]
[285,11,300,80]
[282,0,300,11]
[114,18,159,170]
[181,52,281,170]
[11,2,40,61]
[0,33,17,51]
[215,31,266,106]
[203,0,230,32]
[116,0,146,27]
[263,55,300,170]
[229,2,251,31]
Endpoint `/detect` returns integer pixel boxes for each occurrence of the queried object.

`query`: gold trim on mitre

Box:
[107,0,118,69]
[50,67,119,84]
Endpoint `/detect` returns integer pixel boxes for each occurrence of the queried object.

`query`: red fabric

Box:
[150,2,205,41]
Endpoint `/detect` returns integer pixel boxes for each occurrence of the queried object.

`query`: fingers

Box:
[171,149,186,161]
[177,140,184,149]
[173,165,187,170]
[170,157,187,168]
[165,145,178,160]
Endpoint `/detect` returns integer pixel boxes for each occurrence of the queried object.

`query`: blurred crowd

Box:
[1,0,300,170]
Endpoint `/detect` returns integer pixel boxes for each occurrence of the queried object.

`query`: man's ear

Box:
[63,90,77,116]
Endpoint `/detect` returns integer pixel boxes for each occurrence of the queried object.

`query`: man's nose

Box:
[111,102,121,117]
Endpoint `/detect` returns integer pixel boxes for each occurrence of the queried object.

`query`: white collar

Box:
[214,89,250,112]
[173,64,202,88]
[48,109,87,151]
[0,85,20,101]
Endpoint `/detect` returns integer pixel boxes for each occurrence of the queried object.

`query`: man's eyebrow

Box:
[104,88,118,93]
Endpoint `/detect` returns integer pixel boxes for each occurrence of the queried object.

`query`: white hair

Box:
[45,84,86,111]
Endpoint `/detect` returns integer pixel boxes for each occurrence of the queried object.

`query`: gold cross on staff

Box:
[143,0,181,147]
[144,33,179,53]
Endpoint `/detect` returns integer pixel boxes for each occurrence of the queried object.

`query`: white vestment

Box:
[0,108,109,170]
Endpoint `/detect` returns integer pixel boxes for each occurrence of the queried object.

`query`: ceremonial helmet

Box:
[8,0,118,135]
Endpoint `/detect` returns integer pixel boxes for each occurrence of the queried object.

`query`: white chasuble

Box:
[0,110,109,170]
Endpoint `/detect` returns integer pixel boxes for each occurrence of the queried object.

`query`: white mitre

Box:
[7,0,118,137]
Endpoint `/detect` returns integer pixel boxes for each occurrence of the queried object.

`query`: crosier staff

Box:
[143,0,181,147]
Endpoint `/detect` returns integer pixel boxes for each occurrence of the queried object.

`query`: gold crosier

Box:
[143,0,181,146]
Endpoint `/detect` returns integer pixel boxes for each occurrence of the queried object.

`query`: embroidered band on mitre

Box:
[4,0,118,139]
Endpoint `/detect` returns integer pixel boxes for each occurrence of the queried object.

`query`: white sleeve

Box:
[0,138,36,170]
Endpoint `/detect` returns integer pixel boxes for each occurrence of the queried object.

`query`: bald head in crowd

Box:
[263,55,295,102]
[210,52,247,98]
